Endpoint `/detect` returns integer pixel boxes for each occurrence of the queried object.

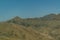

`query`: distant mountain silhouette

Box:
[40,14,60,20]
[7,14,60,27]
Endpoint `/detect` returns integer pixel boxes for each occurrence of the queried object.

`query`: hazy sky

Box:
[0,0,60,21]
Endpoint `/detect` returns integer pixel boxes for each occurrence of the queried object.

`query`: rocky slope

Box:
[0,14,60,40]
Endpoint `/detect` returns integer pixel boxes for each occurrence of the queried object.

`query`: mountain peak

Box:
[14,16,21,19]
[7,16,22,23]
[12,16,22,20]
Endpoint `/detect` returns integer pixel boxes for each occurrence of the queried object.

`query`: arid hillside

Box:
[0,14,60,40]
[0,23,55,40]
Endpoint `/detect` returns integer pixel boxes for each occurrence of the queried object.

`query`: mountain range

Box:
[0,14,60,40]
